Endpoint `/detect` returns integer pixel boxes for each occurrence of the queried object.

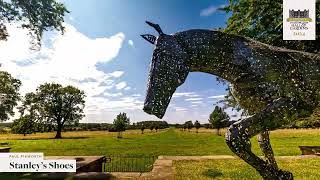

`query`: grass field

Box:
[1,128,320,156]
[174,158,320,180]
[1,128,320,179]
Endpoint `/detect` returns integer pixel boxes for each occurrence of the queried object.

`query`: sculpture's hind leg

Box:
[258,130,278,168]
[226,98,295,180]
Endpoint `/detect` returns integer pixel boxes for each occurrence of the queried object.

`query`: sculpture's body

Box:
[141,22,320,179]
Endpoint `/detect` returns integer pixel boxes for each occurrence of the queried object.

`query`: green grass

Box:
[1,128,320,178]
[174,158,320,180]
[0,129,228,156]
[1,128,320,156]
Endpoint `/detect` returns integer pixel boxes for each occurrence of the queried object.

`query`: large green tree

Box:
[0,71,21,121]
[140,124,145,134]
[113,112,130,138]
[19,83,85,138]
[194,120,201,133]
[222,0,319,53]
[209,106,230,136]
[11,115,35,136]
[0,0,69,48]
[184,120,193,132]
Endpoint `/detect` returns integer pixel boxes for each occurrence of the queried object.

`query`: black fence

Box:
[103,155,157,172]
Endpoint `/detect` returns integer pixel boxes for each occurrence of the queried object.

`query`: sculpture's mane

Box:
[245,37,320,61]
[174,29,320,61]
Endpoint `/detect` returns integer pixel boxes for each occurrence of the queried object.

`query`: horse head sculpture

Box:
[141,21,190,118]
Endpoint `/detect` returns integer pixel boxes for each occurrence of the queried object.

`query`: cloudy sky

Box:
[0,0,242,124]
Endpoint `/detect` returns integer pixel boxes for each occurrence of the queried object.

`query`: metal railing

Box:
[103,155,157,172]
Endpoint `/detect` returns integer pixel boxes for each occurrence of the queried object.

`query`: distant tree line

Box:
[136,121,169,130]
[173,106,236,135]
[0,118,171,135]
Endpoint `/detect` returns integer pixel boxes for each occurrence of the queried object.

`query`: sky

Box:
[0,0,242,124]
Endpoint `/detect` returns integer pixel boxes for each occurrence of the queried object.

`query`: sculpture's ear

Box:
[140,34,156,45]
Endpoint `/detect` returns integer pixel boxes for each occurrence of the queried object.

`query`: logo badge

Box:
[283,0,316,40]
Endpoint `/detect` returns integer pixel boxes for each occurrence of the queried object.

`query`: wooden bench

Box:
[0,147,11,152]
[45,156,106,172]
[299,146,320,155]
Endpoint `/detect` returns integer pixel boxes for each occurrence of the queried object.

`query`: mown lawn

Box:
[174,158,320,180]
[1,128,320,179]
[0,128,320,156]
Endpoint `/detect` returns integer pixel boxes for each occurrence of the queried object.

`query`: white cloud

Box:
[208,95,225,99]
[85,96,143,115]
[185,98,203,101]
[174,107,187,111]
[172,92,200,98]
[190,101,203,104]
[0,23,126,94]
[115,82,127,90]
[109,71,124,78]
[128,40,134,46]
[124,86,131,91]
[0,23,131,122]
[200,4,226,17]
[132,94,141,97]
[103,92,123,97]
[69,16,74,21]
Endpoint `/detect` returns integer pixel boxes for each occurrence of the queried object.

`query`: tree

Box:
[0,71,21,121]
[286,108,320,128]
[222,0,319,54]
[19,83,85,138]
[140,124,145,134]
[183,124,187,131]
[11,115,35,136]
[155,125,159,132]
[113,112,130,138]
[174,123,180,129]
[136,121,169,130]
[0,0,69,49]
[150,123,154,132]
[209,106,230,136]
[194,120,201,133]
[184,121,193,132]
[203,123,211,129]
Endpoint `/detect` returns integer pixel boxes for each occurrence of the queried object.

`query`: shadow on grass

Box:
[202,168,223,178]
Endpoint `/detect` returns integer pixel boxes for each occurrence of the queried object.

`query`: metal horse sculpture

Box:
[141,21,320,179]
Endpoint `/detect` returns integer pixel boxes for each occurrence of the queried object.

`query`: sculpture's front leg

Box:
[225,98,295,180]
[258,130,278,168]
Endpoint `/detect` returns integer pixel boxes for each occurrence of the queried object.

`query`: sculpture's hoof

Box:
[261,166,293,180]
[277,169,293,180]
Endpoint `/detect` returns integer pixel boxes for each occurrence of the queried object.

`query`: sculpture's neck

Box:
[175,30,251,83]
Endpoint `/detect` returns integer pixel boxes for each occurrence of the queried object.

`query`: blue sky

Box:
[0,0,242,124]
